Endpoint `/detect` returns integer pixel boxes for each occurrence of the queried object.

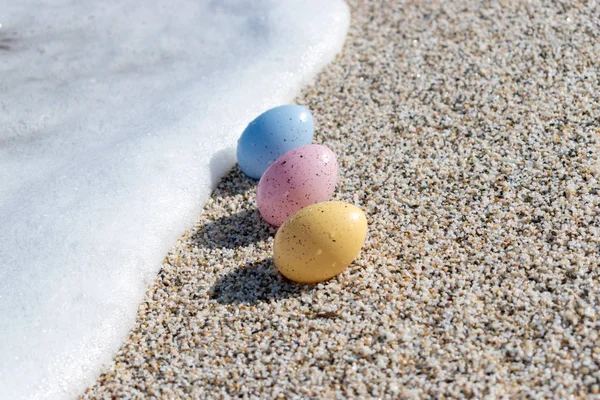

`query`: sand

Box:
[83,0,600,398]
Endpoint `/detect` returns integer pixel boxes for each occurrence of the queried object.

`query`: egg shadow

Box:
[209,150,258,199]
[191,207,276,250]
[209,259,314,305]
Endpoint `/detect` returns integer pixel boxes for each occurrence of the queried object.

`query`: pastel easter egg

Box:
[257,144,338,227]
[273,201,368,284]
[237,105,314,179]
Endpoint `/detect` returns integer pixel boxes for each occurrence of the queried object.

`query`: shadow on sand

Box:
[209,258,313,305]
[191,207,276,250]
[201,153,309,304]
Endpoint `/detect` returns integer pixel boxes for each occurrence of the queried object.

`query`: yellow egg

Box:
[273,201,368,284]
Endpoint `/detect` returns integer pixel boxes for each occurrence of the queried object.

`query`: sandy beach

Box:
[84,0,599,398]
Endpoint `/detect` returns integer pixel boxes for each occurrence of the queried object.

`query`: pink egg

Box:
[257,144,338,227]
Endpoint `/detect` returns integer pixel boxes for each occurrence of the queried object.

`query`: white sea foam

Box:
[0,1,349,398]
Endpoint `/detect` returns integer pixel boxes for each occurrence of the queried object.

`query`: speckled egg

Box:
[273,201,368,284]
[257,144,338,227]
[237,105,314,179]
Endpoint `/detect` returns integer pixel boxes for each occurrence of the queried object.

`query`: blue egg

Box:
[237,104,314,179]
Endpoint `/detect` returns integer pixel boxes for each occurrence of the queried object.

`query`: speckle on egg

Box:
[274,201,368,284]
[257,144,338,227]
[236,105,314,179]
